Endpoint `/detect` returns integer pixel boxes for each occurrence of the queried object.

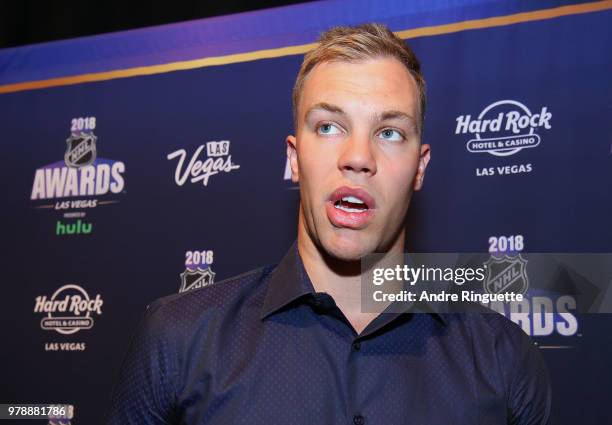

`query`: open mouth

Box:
[334,195,370,213]
[328,186,375,210]
[326,186,376,229]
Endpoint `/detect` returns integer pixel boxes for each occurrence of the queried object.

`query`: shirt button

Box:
[353,414,365,425]
[352,341,361,351]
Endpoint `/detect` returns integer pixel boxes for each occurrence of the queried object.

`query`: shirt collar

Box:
[260,240,448,327]
[260,240,314,320]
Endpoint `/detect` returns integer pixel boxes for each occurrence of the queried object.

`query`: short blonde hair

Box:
[292,23,426,133]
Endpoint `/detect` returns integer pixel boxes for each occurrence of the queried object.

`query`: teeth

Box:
[335,204,365,213]
[342,196,364,204]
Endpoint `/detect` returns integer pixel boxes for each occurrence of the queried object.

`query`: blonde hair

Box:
[292,23,426,133]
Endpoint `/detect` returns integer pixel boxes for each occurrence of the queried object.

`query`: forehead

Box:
[299,57,419,119]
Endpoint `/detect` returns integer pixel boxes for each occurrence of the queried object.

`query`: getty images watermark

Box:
[371,262,523,304]
[360,253,612,315]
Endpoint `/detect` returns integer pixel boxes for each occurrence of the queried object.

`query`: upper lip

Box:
[328,186,376,209]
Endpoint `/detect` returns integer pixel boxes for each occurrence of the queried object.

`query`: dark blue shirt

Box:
[106,241,551,424]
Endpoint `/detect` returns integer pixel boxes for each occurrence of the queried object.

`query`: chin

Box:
[321,230,377,262]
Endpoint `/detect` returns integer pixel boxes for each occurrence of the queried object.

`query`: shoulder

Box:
[126,264,278,375]
[459,303,533,350]
[448,304,551,423]
[144,264,276,330]
[450,303,541,373]
[107,264,279,423]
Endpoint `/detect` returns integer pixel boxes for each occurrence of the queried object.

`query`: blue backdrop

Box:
[1,1,611,423]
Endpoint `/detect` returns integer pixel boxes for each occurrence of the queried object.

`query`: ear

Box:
[286,135,299,183]
[413,143,431,191]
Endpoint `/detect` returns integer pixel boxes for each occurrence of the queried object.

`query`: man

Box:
[107,23,551,424]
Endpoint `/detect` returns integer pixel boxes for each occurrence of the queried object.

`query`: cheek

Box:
[298,140,337,188]
[380,160,419,208]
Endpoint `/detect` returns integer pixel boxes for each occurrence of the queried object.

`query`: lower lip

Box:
[325,201,375,229]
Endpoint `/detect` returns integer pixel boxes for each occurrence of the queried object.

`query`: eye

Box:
[378,128,404,142]
[317,122,342,136]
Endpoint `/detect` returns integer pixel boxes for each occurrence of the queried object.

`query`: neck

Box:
[297,208,405,334]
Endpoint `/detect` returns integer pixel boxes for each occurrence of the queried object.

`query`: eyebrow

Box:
[304,102,416,127]
[379,110,416,126]
[304,102,347,121]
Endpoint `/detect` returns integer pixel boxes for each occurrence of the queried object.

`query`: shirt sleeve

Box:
[506,331,552,425]
[105,299,179,425]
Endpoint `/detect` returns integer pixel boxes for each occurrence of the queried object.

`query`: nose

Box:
[337,132,377,177]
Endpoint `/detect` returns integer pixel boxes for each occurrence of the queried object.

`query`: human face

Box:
[287,57,430,261]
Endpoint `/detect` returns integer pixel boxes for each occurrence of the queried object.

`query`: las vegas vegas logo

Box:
[167,140,240,187]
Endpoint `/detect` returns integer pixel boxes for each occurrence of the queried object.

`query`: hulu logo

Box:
[56,219,93,235]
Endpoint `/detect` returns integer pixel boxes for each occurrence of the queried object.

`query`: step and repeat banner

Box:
[1,1,611,424]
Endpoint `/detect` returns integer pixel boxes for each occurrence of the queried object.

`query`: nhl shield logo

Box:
[484,254,529,295]
[65,133,97,168]
[179,267,216,293]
